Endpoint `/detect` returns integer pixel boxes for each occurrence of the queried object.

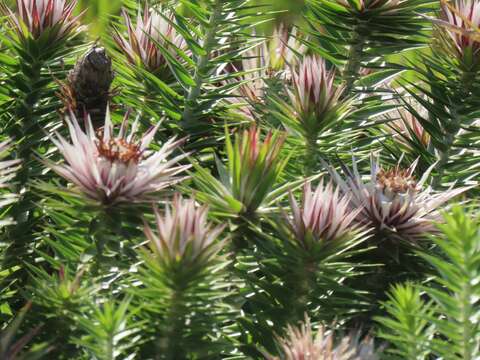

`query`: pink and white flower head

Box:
[287,181,359,248]
[385,101,430,149]
[268,24,307,73]
[329,154,468,241]
[47,108,190,205]
[289,55,344,125]
[265,316,379,360]
[144,194,225,268]
[233,126,286,214]
[7,0,81,42]
[113,5,186,73]
[437,0,480,63]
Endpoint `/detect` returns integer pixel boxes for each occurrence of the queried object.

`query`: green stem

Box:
[460,240,474,360]
[229,214,262,253]
[160,287,187,360]
[89,210,119,275]
[106,328,114,360]
[342,24,366,98]
[432,70,472,188]
[432,126,456,188]
[89,218,103,275]
[94,233,106,275]
[290,257,314,323]
[304,135,317,176]
[461,280,472,360]
[13,59,44,215]
[181,0,222,126]
[2,59,45,270]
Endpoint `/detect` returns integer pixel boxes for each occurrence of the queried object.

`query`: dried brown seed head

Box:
[96,138,143,164]
[376,167,417,194]
[58,46,115,124]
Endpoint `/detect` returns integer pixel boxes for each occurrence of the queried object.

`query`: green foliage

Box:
[378,206,480,359]
[0,0,479,358]
[0,302,52,360]
[74,298,141,360]
[305,0,435,95]
[235,218,371,355]
[192,126,292,217]
[377,284,435,359]
[134,248,233,358]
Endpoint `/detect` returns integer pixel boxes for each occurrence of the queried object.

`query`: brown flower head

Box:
[57,46,115,124]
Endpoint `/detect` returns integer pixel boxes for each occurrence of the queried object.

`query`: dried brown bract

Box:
[57,46,115,125]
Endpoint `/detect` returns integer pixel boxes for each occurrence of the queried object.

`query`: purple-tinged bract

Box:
[265,316,379,360]
[231,126,287,213]
[287,181,359,248]
[113,5,186,73]
[289,55,344,127]
[144,195,224,268]
[440,0,480,62]
[8,0,81,42]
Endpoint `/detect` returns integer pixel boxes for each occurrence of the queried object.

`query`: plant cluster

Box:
[0,0,479,359]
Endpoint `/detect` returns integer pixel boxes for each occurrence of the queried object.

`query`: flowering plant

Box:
[0,0,479,358]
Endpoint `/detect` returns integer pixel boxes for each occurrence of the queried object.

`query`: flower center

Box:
[96,138,142,163]
[376,167,417,194]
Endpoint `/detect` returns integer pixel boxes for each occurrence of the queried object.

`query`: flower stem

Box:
[181,0,222,126]
[105,326,115,360]
[89,218,104,275]
[432,126,456,188]
[460,280,473,360]
[89,210,119,275]
[12,59,44,217]
[160,287,187,360]
[342,23,366,98]
[94,234,106,276]
[304,136,318,176]
[2,59,45,271]
[432,70,472,188]
[290,257,315,323]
